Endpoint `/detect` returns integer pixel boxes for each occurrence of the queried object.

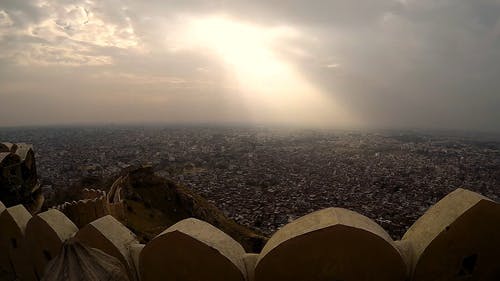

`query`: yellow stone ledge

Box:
[0,188,498,281]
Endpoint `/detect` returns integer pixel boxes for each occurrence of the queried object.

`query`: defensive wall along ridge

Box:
[52,185,125,228]
[0,188,499,281]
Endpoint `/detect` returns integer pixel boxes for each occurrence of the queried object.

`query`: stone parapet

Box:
[0,188,498,281]
[52,187,124,227]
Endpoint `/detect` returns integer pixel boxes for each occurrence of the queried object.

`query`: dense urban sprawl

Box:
[1,126,499,239]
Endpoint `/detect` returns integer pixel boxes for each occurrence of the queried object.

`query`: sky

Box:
[0,0,499,131]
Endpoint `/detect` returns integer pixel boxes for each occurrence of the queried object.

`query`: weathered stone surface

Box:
[130,243,144,280]
[25,209,78,278]
[255,207,406,281]
[393,239,413,274]
[139,218,246,281]
[1,187,498,281]
[75,215,139,281]
[41,240,130,281]
[403,188,500,280]
[243,253,259,281]
[0,200,11,279]
[0,204,37,281]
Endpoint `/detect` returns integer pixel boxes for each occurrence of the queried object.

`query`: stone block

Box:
[254,207,406,281]
[139,218,246,281]
[243,253,259,281]
[0,205,37,281]
[130,244,144,280]
[25,209,78,278]
[403,188,500,280]
[75,215,139,281]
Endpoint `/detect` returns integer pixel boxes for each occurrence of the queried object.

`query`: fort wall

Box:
[53,188,124,227]
[0,143,39,209]
[0,188,499,281]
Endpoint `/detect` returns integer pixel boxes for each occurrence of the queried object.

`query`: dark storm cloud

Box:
[0,0,499,131]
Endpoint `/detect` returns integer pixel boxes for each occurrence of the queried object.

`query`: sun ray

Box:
[171,15,358,127]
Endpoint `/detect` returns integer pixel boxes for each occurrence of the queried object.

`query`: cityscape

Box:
[1,0,500,279]
[1,126,499,239]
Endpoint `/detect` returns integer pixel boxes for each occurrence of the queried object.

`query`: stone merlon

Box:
[0,188,499,281]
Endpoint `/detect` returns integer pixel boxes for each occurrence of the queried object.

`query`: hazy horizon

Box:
[1,1,500,131]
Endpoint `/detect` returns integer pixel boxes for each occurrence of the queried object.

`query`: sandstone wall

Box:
[53,188,124,227]
[107,175,127,221]
[0,188,499,281]
[0,143,38,208]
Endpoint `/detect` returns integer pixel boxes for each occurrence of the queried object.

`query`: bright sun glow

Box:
[175,15,357,127]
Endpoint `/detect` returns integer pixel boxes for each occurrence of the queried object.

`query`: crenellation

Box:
[0,200,11,280]
[0,188,499,280]
[0,143,39,209]
[129,244,144,281]
[139,218,247,281]
[25,209,78,278]
[0,204,37,281]
[402,188,500,280]
[52,184,119,228]
[79,199,97,227]
[255,207,407,281]
[94,195,108,218]
[75,215,140,281]
[82,188,104,200]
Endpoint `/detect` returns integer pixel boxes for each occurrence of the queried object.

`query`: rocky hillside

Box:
[118,166,267,252]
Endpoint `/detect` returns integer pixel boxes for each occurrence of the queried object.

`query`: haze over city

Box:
[2,2,500,280]
[1,0,500,131]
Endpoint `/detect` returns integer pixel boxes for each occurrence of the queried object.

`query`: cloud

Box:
[0,0,499,131]
[0,0,141,65]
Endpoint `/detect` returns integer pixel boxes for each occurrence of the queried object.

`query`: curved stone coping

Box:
[403,188,489,258]
[258,207,396,260]
[52,187,120,228]
[0,204,32,238]
[255,207,406,281]
[75,215,139,281]
[139,218,247,281]
[0,204,36,281]
[108,175,127,203]
[402,188,500,280]
[25,209,78,277]
[129,243,144,278]
[243,253,259,281]
[0,187,498,281]
[0,142,16,152]
[14,144,33,161]
[53,188,106,212]
[0,202,14,274]
[82,188,106,200]
[0,151,20,165]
